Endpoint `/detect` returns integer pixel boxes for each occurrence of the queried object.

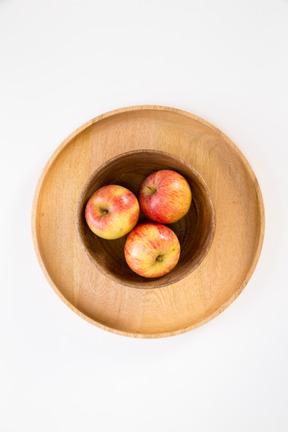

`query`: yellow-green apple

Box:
[85,185,140,240]
[139,170,192,224]
[124,222,181,278]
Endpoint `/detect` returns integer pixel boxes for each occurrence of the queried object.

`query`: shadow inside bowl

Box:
[76,150,215,289]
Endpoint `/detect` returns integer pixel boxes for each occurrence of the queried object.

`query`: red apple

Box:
[124,222,181,278]
[139,170,192,224]
[85,185,140,239]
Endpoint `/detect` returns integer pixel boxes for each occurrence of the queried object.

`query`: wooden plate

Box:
[32,106,265,338]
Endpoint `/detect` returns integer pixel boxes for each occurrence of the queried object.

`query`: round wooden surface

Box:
[76,149,216,289]
[32,106,265,338]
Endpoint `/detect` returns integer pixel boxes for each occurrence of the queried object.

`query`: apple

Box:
[85,185,140,239]
[124,222,181,278]
[139,170,192,224]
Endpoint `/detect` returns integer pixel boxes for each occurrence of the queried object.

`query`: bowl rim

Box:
[75,148,216,289]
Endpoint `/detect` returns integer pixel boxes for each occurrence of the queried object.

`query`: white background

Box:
[1,0,288,431]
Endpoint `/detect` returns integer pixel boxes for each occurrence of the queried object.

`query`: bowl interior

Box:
[76,150,215,288]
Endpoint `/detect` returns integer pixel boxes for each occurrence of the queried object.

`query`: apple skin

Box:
[124,222,181,278]
[139,170,192,224]
[85,185,140,240]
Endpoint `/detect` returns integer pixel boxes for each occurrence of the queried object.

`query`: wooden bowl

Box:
[32,106,265,338]
[76,150,215,289]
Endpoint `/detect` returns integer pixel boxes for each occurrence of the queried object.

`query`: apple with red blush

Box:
[124,222,180,278]
[85,185,140,240]
[139,170,192,224]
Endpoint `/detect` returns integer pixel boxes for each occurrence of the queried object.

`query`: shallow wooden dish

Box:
[32,106,265,338]
[76,150,215,289]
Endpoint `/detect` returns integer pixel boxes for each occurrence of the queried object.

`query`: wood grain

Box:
[32,106,265,338]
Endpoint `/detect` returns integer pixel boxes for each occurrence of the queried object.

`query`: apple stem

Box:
[100,208,109,216]
[156,255,163,262]
[146,185,157,195]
